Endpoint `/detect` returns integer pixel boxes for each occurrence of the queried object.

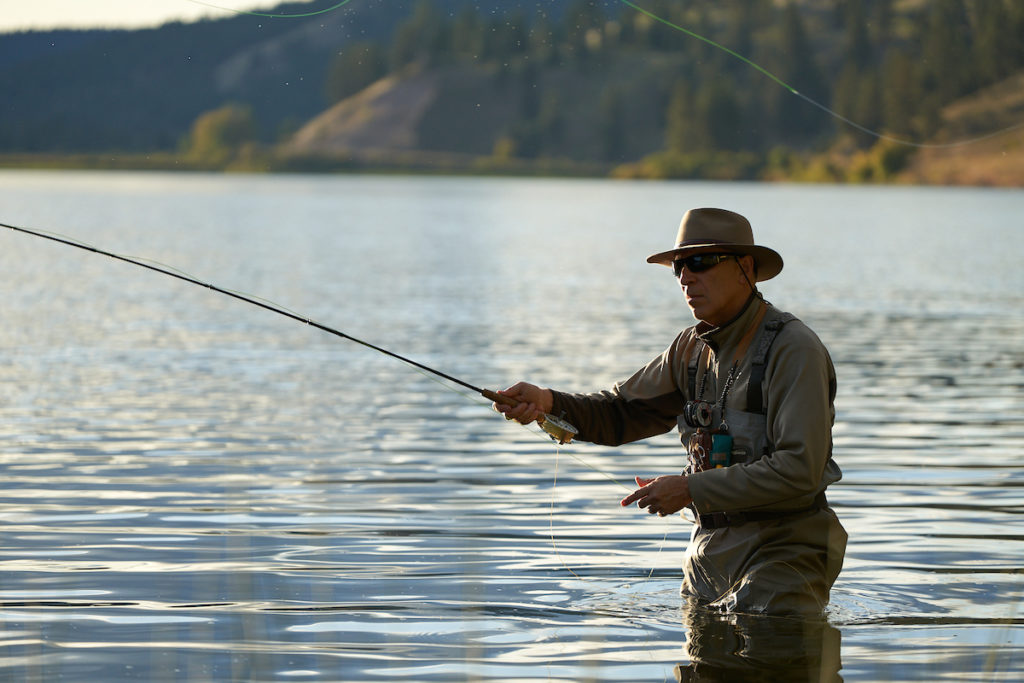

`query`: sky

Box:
[0,0,296,32]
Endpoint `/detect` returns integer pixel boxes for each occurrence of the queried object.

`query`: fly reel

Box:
[538,412,578,445]
[482,388,578,445]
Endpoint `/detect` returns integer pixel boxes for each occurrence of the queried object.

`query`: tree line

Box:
[317,0,1024,160]
[5,0,1022,176]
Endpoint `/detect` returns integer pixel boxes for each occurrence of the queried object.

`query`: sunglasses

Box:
[672,253,735,277]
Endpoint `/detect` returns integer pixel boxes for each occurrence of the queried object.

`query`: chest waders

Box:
[682,311,827,529]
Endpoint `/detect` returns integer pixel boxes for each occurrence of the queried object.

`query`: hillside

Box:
[287,66,464,156]
[284,54,682,164]
[899,72,1024,186]
[282,60,1024,186]
[1,0,1022,185]
[0,0,477,151]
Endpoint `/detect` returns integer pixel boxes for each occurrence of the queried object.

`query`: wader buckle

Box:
[700,511,746,529]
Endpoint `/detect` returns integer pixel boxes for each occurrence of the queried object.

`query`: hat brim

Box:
[646,243,783,282]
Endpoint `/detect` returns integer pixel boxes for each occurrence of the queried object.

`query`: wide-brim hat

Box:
[646,207,783,282]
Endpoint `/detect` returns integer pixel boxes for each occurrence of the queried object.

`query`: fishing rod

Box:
[1,220,577,444]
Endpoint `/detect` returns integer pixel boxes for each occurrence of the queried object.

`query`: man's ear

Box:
[737,254,757,283]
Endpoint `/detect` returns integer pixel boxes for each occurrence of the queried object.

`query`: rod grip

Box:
[481,388,520,408]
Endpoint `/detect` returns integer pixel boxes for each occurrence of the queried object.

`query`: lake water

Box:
[0,170,1021,682]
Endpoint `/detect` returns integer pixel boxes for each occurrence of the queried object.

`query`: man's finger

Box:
[620,490,643,507]
[620,486,651,507]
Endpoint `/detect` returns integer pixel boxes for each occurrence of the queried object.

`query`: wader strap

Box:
[746,312,797,414]
[697,492,827,530]
[687,342,709,399]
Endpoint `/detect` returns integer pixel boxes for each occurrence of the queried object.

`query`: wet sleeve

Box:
[548,331,693,447]
[688,323,836,513]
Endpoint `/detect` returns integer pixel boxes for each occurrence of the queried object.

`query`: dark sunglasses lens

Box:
[693,255,721,272]
[673,254,727,277]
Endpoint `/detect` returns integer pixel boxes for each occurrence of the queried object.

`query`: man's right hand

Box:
[493,382,553,425]
[621,475,692,516]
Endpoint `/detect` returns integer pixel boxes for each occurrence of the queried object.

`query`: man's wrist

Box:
[540,388,554,414]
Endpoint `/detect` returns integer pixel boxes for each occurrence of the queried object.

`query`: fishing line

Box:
[618,0,1024,149]
[0,220,502,402]
[550,445,585,582]
[549,446,671,584]
[183,0,354,19]
[0,221,582,444]
[3,220,669,584]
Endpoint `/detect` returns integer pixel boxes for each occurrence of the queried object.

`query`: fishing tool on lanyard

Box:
[0,221,580,443]
[685,302,766,472]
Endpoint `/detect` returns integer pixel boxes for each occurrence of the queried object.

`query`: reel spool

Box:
[537,412,578,445]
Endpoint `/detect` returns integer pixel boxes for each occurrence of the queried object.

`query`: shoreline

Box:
[1,146,1021,188]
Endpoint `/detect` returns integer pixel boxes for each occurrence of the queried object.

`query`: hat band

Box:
[674,238,742,248]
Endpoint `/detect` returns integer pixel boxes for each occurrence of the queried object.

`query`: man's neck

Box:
[697,291,760,334]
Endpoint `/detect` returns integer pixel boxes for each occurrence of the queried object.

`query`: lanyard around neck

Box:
[696,301,768,406]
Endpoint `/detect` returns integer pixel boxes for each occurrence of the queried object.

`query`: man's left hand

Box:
[621,475,692,517]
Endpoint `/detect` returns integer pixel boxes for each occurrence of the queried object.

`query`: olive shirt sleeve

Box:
[687,321,838,514]
[548,330,695,447]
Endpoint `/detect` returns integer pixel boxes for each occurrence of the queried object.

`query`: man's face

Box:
[676,253,754,327]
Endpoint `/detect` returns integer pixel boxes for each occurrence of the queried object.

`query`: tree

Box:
[564,0,605,59]
[527,15,558,66]
[450,6,484,62]
[667,76,743,153]
[389,0,444,70]
[536,91,565,152]
[599,86,626,161]
[697,79,742,151]
[484,11,529,63]
[871,0,895,48]
[665,80,698,153]
[721,0,772,73]
[772,4,830,141]
[920,0,973,102]
[832,64,883,146]
[324,42,386,104]
[1011,2,1024,67]
[973,0,1018,83]
[517,61,541,120]
[879,48,921,138]
[842,0,873,69]
[185,104,255,165]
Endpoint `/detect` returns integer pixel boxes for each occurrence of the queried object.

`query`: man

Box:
[496,207,847,616]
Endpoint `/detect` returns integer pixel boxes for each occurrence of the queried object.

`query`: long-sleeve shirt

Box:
[549,297,841,514]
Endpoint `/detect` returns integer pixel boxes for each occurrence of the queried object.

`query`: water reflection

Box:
[0,173,1022,681]
[674,606,842,683]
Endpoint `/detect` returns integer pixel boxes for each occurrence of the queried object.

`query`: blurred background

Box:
[1,0,1022,184]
